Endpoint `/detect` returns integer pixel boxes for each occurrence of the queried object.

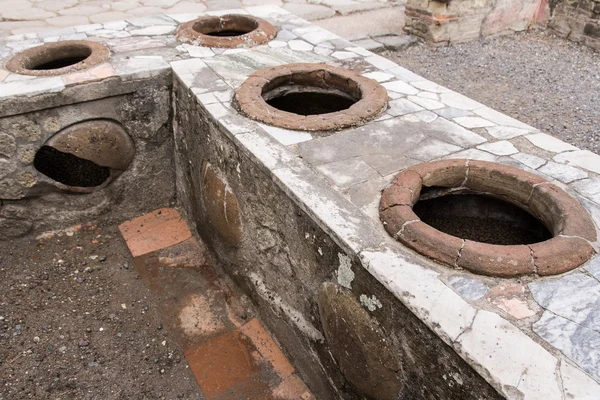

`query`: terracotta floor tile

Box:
[185,330,272,400]
[240,318,295,380]
[118,208,191,257]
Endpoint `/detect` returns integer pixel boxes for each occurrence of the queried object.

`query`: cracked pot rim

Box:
[235,63,389,132]
[379,159,597,277]
[175,14,276,48]
[5,40,110,77]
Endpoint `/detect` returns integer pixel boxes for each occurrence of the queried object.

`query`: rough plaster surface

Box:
[0,75,175,236]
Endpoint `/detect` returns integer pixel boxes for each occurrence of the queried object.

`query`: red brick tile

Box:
[118,208,191,257]
[272,375,315,400]
[184,330,271,400]
[240,319,295,380]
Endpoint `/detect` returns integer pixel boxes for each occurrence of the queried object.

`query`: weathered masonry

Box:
[1,6,599,399]
[404,0,600,50]
[549,0,600,49]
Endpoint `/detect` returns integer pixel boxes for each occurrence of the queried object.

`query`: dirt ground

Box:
[0,223,203,400]
[387,30,600,153]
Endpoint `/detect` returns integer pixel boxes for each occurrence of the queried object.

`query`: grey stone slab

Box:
[375,35,417,51]
[126,15,176,27]
[530,272,600,332]
[446,149,499,162]
[580,198,600,239]
[292,25,339,45]
[411,138,462,161]
[316,158,380,189]
[272,163,385,256]
[313,7,405,40]
[434,107,473,119]
[298,119,429,166]
[586,257,600,281]
[298,133,367,167]
[571,178,600,203]
[351,38,384,52]
[327,38,356,50]
[173,62,229,93]
[346,175,389,213]
[387,98,424,116]
[427,117,487,148]
[511,153,547,169]
[321,0,386,15]
[106,36,168,53]
[282,3,335,20]
[538,161,588,183]
[533,312,600,381]
[359,153,417,177]
[448,275,490,301]
[203,46,330,87]
[275,29,297,41]
[554,150,600,175]
[204,0,243,10]
[387,66,426,83]
[233,129,305,172]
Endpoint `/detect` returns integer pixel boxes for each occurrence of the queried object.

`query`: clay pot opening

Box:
[262,73,360,116]
[236,63,388,131]
[413,189,552,246]
[6,41,110,76]
[193,15,259,37]
[34,146,111,188]
[380,160,597,277]
[176,14,276,48]
[33,120,135,193]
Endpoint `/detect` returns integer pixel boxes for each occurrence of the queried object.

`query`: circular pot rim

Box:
[175,14,276,48]
[379,159,597,277]
[5,40,110,77]
[235,63,389,131]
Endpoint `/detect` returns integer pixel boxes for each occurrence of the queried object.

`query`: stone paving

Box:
[0,0,403,39]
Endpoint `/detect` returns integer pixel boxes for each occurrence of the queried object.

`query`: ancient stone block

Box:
[16,171,37,188]
[0,133,16,158]
[0,179,25,200]
[0,158,16,179]
[17,145,36,164]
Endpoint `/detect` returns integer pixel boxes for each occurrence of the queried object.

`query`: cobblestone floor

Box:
[0,0,402,38]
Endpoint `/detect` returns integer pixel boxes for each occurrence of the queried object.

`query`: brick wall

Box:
[549,0,600,49]
[405,0,542,44]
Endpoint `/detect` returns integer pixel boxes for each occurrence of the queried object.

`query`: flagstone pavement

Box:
[0,0,406,41]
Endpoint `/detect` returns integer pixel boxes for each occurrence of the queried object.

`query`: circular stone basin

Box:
[235,63,388,131]
[175,14,276,48]
[380,159,597,277]
[6,40,110,76]
[33,120,135,193]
